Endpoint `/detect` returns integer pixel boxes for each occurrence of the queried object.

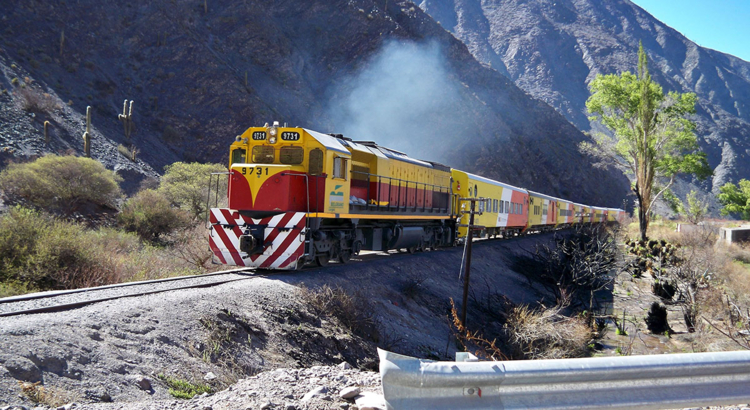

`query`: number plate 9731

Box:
[281,132,300,141]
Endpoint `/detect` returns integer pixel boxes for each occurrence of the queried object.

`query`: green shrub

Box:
[157,374,211,399]
[159,162,227,220]
[118,189,191,242]
[0,155,122,214]
[0,207,50,284]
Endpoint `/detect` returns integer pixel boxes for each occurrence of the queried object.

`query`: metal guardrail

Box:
[379,348,750,410]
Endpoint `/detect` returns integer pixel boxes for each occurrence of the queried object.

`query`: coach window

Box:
[333,156,348,180]
[280,146,304,165]
[309,149,323,175]
[252,146,274,164]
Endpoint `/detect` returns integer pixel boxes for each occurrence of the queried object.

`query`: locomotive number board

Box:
[252,131,266,140]
[281,131,300,141]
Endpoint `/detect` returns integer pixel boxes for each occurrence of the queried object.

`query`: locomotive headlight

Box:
[269,135,277,144]
[268,126,278,137]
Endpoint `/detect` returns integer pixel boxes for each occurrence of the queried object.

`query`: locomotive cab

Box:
[226,124,351,217]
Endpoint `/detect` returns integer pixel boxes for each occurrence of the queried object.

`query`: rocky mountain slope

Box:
[0,0,628,206]
[418,0,750,199]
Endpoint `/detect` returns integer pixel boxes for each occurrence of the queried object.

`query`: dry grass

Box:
[505,304,592,360]
[168,224,218,270]
[18,381,79,407]
[298,284,379,342]
[449,299,507,360]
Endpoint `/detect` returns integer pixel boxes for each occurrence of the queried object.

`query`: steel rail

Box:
[0,267,253,304]
[0,275,261,318]
[379,348,750,410]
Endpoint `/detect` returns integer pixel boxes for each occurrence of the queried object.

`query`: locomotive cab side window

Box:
[309,148,324,176]
[231,148,246,165]
[280,146,304,165]
[252,146,274,164]
[333,157,347,180]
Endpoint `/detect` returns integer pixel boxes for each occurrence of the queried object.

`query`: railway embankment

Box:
[0,232,561,409]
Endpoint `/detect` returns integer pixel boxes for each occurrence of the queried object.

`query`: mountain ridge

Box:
[419,0,750,203]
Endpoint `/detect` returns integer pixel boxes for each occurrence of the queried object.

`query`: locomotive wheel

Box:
[338,250,351,264]
[407,246,416,254]
[315,254,330,267]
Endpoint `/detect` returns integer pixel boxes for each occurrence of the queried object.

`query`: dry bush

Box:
[513,225,619,311]
[505,304,592,360]
[726,243,750,265]
[0,155,122,215]
[118,189,192,242]
[168,223,217,270]
[449,299,507,361]
[298,284,379,342]
[0,207,203,295]
[18,381,79,407]
[16,87,60,112]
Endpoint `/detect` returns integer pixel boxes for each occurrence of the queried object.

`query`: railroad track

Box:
[0,229,568,318]
[0,268,258,318]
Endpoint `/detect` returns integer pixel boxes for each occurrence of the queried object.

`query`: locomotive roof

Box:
[348,139,435,168]
[303,129,350,155]
[465,172,528,193]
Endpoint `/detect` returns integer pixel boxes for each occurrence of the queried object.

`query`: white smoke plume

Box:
[326,40,463,162]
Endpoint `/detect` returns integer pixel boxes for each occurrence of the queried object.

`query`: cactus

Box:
[130,145,138,162]
[82,106,91,157]
[118,99,134,139]
[44,121,50,145]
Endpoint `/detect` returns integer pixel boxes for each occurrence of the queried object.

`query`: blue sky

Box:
[631,0,750,62]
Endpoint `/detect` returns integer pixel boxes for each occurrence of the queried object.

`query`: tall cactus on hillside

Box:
[118,99,134,140]
[82,106,91,157]
[44,121,50,145]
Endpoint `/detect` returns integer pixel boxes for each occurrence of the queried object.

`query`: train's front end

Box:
[209,123,326,270]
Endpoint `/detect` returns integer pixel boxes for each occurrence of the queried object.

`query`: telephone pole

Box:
[458,197,485,327]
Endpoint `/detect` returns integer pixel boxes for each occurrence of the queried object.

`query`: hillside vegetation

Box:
[0,155,224,297]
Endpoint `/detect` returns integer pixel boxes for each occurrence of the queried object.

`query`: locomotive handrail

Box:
[205,171,233,228]
[350,169,451,213]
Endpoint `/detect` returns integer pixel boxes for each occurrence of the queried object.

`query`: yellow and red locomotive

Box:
[209,123,626,270]
[210,123,455,269]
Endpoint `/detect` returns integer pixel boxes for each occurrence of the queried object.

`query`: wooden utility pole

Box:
[459,197,485,327]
